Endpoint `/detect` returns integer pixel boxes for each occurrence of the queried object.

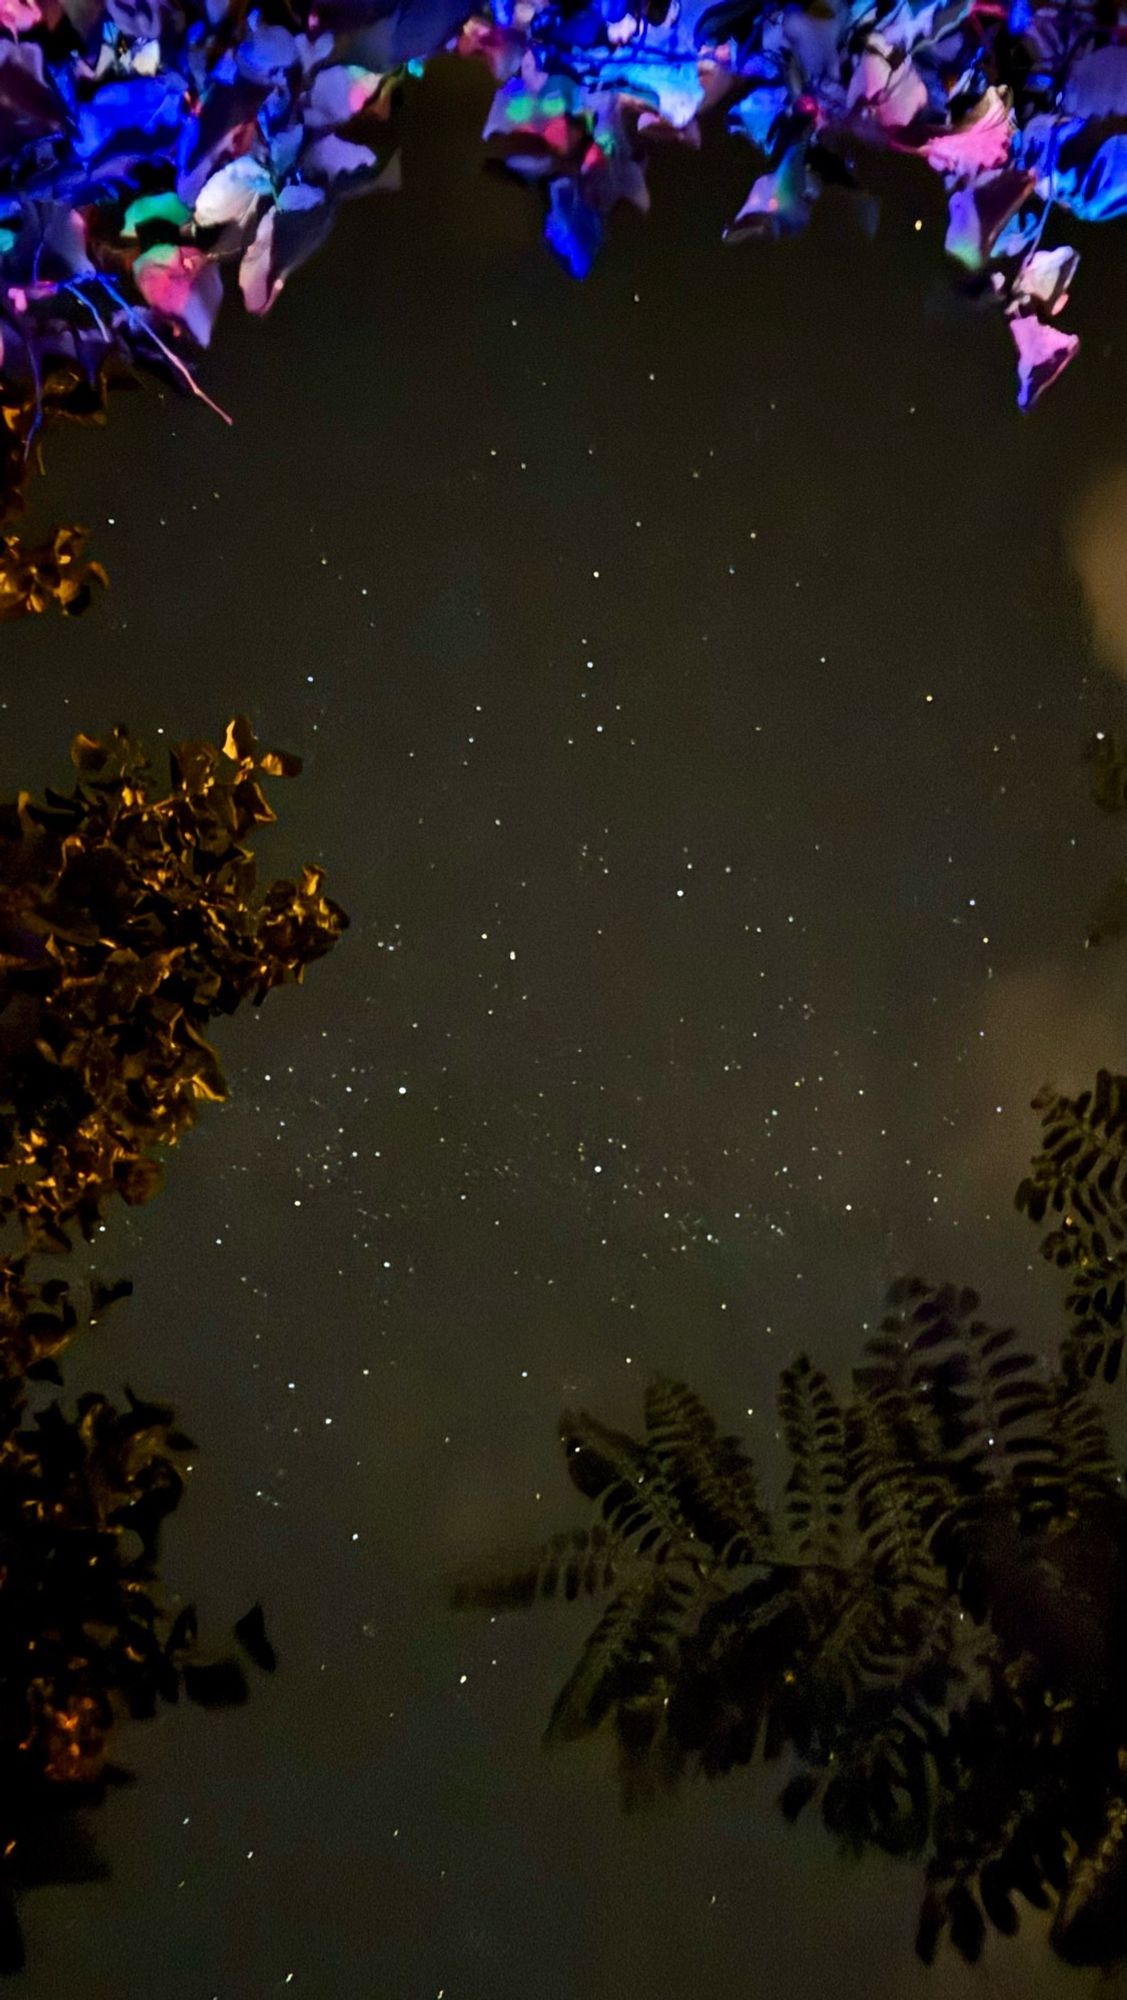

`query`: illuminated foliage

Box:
[0,0,1122,588]
[0,716,347,1248]
[0,365,113,622]
[0,721,344,1970]
[0,520,106,623]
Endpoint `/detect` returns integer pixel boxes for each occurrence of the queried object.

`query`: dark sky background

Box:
[6,50,1127,2000]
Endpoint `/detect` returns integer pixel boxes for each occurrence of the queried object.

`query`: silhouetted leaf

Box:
[450,1522,620,1609]
[165,1605,199,1657]
[234,1603,277,1674]
[182,1658,249,1708]
[89,1277,132,1318]
[778,1356,847,1564]
[24,1358,63,1385]
[778,1771,819,1821]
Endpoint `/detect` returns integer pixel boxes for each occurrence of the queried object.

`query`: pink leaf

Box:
[133,244,224,347]
[918,88,1013,178]
[239,208,277,314]
[1015,245,1079,317]
[845,43,927,131]
[0,0,42,31]
[1009,310,1079,410]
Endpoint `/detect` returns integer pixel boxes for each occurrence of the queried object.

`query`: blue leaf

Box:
[545,176,603,278]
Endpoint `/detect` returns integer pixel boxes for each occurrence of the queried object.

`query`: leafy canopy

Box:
[456,1242,1127,1969]
[2,0,1123,604]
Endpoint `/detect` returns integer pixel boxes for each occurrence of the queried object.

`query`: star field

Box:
[5,53,1127,2000]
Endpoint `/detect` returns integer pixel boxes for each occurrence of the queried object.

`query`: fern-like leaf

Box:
[543,1571,692,1746]
[866,1280,1055,1525]
[560,1408,694,1562]
[1059,1248,1127,1381]
[643,1376,771,1564]
[671,1571,810,1775]
[1042,1369,1118,1516]
[457,1321,1127,1975]
[777,1356,847,1565]
[449,1522,620,1611]
[848,1398,946,1585]
[822,1699,939,1859]
[800,1568,954,1742]
[1017,1072,1127,1244]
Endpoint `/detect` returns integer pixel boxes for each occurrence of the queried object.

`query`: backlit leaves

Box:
[1015,1071,1127,1238]
[450,1522,620,1611]
[543,1573,683,1748]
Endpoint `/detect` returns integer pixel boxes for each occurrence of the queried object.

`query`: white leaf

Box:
[277,182,325,212]
[301,133,378,184]
[1015,244,1079,316]
[195,156,273,230]
[239,208,277,314]
[305,63,381,131]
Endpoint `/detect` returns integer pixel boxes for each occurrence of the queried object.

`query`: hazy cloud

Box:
[1071,462,1127,680]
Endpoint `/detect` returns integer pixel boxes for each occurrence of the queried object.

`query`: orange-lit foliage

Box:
[0,722,344,1969]
[0,367,113,624]
[0,717,347,1248]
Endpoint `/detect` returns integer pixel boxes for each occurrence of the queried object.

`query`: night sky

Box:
[6,50,1127,2000]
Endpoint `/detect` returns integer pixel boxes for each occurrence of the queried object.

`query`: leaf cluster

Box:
[0,721,343,1968]
[0,1275,279,1970]
[0,717,347,1247]
[457,1178,1127,1967]
[1017,1069,1127,1384]
[0,363,117,622]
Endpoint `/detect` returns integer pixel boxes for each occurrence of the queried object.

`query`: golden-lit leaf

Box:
[258,748,302,779]
[0,526,106,624]
[71,735,110,776]
[222,716,257,765]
